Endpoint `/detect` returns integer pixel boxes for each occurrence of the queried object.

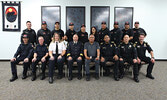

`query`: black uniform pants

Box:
[101,57,119,78]
[31,57,47,74]
[48,54,65,77]
[67,56,82,76]
[139,56,154,75]
[119,58,138,78]
[11,58,30,76]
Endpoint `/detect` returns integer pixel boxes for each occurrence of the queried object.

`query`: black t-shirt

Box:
[21,29,36,46]
[77,31,88,44]
[133,28,147,43]
[51,29,64,39]
[37,28,51,46]
[65,29,76,42]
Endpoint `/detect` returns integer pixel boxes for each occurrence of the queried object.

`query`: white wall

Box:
[0,0,167,59]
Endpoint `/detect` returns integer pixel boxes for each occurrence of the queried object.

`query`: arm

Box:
[14,45,21,58]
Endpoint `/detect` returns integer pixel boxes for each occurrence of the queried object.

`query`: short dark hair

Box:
[139,33,146,37]
[26,21,31,24]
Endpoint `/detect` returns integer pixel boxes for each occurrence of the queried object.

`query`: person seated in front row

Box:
[10,34,33,82]
[48,33,66,84]
[84,34,100,81]
[31,36,49,81]
[134,33,155,79]
[118,35,139,83]
[100,35,119,81]
[67,34,84,81]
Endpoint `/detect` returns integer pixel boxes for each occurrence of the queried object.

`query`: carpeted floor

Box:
[0,61,167,100]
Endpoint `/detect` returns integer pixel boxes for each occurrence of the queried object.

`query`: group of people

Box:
[9,20,155,84]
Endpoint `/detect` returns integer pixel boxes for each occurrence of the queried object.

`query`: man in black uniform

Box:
[21,21,36,46]
[31,36,49,81]
[51,22,64,40]
[134,33,155,79]
[98,21,110,44]
[67,34,84,81]
[110,22,122,46]
[133,21,147,43]
[37,21,52,46]
[77,24,88,44]
[65,23,76,42]
[122,22,134,42]
[10,34,33,82]
[100,35,119,81]
[118,35,139,83]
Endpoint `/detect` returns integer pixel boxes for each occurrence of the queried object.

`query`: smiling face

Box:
[81,27,86,32]
[91,27,96,34]
[54,33,60,41]
[123,35,130,43]
[104,35,110,43]
[101,24,107,29]
[38,37,44,45]
[23,38,29,44]
[73,34,78,42]
[139,34,145,42]
[89,35,95,43]
[26,22,31,29]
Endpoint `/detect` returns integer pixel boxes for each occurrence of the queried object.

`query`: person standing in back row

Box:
[98,21,110,44]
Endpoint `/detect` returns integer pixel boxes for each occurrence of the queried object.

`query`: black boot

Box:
[114,76,119,81]
[40,73,45,80]
[49,77,53,84]
[10,75,18,82]
[95,73,99,80]
[134,77,139,83]
[22,74,27,79]
[77,73,82,80]
[68,74,73,81]
[31,73,36,81]
[86,74,90,81]
[146,74,154,79]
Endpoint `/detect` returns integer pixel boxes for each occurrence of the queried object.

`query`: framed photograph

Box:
[2,1,21,31]
[91,6,110,31]
[66,6,85,32]
[41,6,61,31]
[114,7,133,30]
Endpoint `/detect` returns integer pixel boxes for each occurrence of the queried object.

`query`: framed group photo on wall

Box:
[41,6,61,31]
[2,1,21,31]
[66,6,85,32]
[91,6,110,31]
[114,7,133,30]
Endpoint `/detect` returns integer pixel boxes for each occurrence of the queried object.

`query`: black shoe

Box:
[57,75,63,79]
[22,75,27,79]
[103,72,110,76]
[31,74,36,81]
[146,74,155,79]
[49,77,53,84]
[68,76,73,81]
[95,74,99,80]
[86,75,90,81]
[119,74,124,79]
[77,74,82,80]
[10,76,18,82]
[134,77,139,83]
[40,74,45,80]
[114,77,119,81]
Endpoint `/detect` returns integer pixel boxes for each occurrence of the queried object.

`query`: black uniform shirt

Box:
[118,42,137,59]
[77,31,88,44]
[133,28,147,43]
[34,44,48,59]
[98,27,110,43]
[122,28,134,40]
[14,43,33,60]
[67,41,84,58]
[21,28,36,46]
[110,28,122,46]
[37,28,51,46]
[65,29,76,42]
[51,29,64,39]
[134,41,153,58]
[100,41,118,58]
